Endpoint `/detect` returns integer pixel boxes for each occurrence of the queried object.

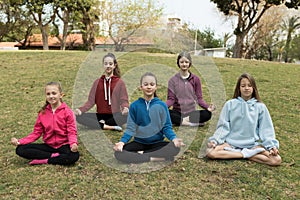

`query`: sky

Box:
[160,0,236,38]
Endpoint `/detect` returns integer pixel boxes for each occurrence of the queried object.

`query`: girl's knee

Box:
[16,145,26,157]
[206,149,217,159]
[72,152,80,163]
[65,152,80,165]
[114,151,126,162]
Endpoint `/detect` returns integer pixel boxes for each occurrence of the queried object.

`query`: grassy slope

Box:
[0,51,299,200]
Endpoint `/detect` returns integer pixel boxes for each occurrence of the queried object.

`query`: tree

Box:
[0,0,36,45]
[281,15,300,62]
[100,0,163,51]
[52,1,75,50]
[75,0,99,51]
[244,5,285,60]
[210,0,300,58]
[290,34,300,60]
[24,0,58,50]
[196,28,223,49]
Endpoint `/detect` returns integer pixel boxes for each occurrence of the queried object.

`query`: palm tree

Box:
[281,16,300,62]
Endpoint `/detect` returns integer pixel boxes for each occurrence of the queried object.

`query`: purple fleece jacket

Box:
[166,72,209,114]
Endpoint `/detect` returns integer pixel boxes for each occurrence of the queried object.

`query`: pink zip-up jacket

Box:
[166,72,209,114]
[18,102,78,149]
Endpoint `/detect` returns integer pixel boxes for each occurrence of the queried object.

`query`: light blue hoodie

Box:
[209,97,279,150]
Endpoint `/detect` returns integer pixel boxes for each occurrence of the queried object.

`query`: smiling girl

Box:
[75,53,129,131]
[11,82,79,165]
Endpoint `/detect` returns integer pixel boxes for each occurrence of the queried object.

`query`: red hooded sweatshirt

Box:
[79,75,129,114]
[18,102,78,149]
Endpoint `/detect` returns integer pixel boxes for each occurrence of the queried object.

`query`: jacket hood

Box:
[237,96,257,105]
[100,74,119,80]
[138,97,160,103]
[46,102,67,111]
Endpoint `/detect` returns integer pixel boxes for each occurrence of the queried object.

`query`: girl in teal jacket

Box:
[206,73,281,166]
[113,72,185,163]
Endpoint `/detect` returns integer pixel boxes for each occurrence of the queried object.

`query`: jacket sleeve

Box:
[120,105,136,143]
[166,78,176,107]
[79,79,98,113]
[118,79,129,109]
[194,76,209,109]
[18,114,43,145]
[66,109,78,147]
[257,104,279,150]
[208,101,231,144]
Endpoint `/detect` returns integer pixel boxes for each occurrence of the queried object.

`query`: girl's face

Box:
[140,75,157,100]
[178,56,191,71]
[103,56,116,76]
[240,78,253,101]
[45,85,63,108]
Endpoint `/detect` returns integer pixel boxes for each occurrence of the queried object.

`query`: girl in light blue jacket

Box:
[206,73,281,166]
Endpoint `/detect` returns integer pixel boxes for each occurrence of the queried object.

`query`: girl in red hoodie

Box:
[11,82,79,165]
[75,53,129,131]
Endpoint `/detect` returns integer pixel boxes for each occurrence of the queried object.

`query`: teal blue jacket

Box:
[120,97,177,144]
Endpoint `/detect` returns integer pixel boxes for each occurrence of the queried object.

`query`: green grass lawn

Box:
[0,51,299,199]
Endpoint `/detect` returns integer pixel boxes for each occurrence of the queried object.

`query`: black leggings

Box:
[76,112,127,129]
[114,141,180,164]
[16,144,79,165]
[169,110,212,126]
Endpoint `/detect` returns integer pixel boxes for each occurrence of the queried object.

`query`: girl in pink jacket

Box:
[11,82,79,165]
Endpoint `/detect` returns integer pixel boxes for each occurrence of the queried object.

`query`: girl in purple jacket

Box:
[11,82,79,165]
[166,51,216,126]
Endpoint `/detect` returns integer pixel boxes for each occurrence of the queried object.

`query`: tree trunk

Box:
[284,33,292,63]
[233,33,245,58]
[266,45,273,61]
[61,18,69,50]
[82,15,95,51]
[41,25,49,50]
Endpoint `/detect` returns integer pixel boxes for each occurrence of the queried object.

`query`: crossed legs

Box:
[206,143,281,166]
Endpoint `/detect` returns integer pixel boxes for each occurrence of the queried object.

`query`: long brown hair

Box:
[103,53,121,77]
[233,73,261,102]
[39,82,63,114]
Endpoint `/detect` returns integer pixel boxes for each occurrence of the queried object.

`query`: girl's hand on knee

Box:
[11,138,19,146]
[114,142,124,152]
[208,104,216,112]
[172,138,185,147]
[74,109,82,116]
[207,141,217,148]
[121,107,129,115]
[71,143,78,152]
